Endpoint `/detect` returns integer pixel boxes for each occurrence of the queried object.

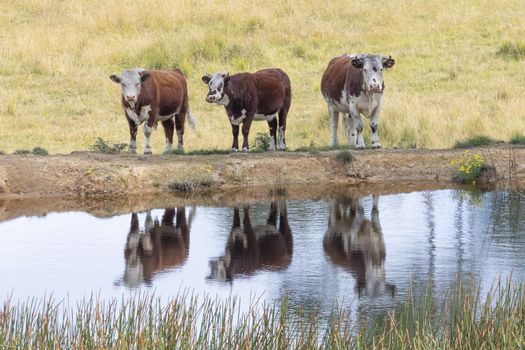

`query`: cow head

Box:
[202,72,230,105]
[351,55,395,94]
[110,69,151,108]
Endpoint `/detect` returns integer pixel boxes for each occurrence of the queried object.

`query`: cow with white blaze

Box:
[321,54,395,149]
[202,68,291,152]
[110,68,196,155]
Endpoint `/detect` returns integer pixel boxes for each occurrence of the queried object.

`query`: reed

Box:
[1,277,524,349]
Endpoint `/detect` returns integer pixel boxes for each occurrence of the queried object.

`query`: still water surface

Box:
[1,189,523,320]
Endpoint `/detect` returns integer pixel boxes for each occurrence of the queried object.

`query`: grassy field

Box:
[0,0,524,154]
[1,278,524,349]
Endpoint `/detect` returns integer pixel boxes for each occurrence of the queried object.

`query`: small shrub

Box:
[336,150,354,164]
[496,42,525,61]
[450,151,486,184]
[90,138,127,154]
[13,149,31,155]
[0,150,5,155]
[254,132,271,152]
[32,147,48,156]
[454,135,499,148]
[510,135,525,145]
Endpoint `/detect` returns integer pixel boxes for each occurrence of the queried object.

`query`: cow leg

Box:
[126,115,138,153]
[231,124,240,152]
[328,105,339,146]
[267,118,277,151]
[370,110,381,149]
[343,113,357,147]
[143,108,157,155]
[241,116,254,152]
[277,104,289,150]
[267,202,278,225]
[175,112,185,151]
[161,118,175,153]
[349,105,365,149]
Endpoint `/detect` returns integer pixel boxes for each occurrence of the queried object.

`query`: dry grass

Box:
[0,0,524,154]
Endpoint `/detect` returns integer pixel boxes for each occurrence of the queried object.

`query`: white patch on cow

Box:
[328,105,339,146]
[143,124,152,154]
[254,113,276,121]
[269,135,276,151]
[176,130,183,150]
[217,94,230,106]
[129,140,137,152]
[165,138,173,153]
[278,125,286,150]
[230,109,247,126]
[126,108,139,124]
[138,105,151,125]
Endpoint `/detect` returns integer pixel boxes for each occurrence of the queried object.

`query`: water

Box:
[0,189,524,322]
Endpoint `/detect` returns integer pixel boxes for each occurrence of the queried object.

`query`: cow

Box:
[117,207,195,288]
[323,196,395,297]
[110,68,196,155]
[321,54,395,149]
[201,69,291,152]
[208,201,293,282]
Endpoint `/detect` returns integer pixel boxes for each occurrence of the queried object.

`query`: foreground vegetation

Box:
[1,278,524,349]
[0,1,524,154]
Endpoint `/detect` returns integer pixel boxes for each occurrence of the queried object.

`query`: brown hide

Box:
[321,55,364,100]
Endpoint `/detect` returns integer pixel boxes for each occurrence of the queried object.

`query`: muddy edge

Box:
[0,146,524,220]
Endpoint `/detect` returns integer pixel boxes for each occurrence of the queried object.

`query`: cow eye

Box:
[218,84,223,90]
[373,67,378,72]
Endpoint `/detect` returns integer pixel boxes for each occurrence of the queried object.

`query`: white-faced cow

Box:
[321,54,395,149]
[117,207,195,288]
[202,69,291,152]
[110,69,196,155]
[323,196,395,298]
[208,201,292,282]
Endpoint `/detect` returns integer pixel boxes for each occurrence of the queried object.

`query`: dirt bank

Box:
[0,146,523,222]
[0,145,523,199]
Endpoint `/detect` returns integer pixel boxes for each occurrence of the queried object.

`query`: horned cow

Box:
[110,69,196,155]
[202,68,291,152]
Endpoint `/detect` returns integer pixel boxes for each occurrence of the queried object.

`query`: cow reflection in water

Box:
[119,207,195,288]
[209,202,292,282]
[324,196,395,297]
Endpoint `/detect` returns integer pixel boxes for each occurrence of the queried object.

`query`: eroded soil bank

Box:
[0,146,524,221]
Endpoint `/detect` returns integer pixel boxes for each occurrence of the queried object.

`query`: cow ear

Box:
[224,73,231,85]
[140,73,151,83]
[351,58,364,69]
[202,74,211,84]
[109,75,121,83]
[382,56,395,68]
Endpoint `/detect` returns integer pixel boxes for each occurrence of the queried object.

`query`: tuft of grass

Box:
[335,150,354,164]
[31,147,49,156]
[496,42,525,60]
[510,135,525,145]
[185,148,231,156]
[168,168,213,193]
[13,149,31,155]
[0,151,5,155]
[89,138,127,154]
[454,135,500,149]
[254,132,271,152]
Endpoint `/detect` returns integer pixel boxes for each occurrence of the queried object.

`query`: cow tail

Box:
[187,109,197,132]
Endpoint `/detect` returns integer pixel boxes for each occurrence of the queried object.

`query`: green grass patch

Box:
[335,150,354,164]
[185,148,231,156]
[496,42,525,60]
[31,147,49,156]
[454,135,500,149]
[254,132,271,152]
[168,168,213,193]
[90,138,127,154]
[510,135,525,145]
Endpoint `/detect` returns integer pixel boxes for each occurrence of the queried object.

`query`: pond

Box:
[0,189,524,323]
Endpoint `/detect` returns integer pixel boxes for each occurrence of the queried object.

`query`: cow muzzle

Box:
[206,95,216,103]
[368,84,382,94]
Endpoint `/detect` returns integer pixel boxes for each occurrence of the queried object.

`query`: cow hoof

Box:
[144,150,153,155]
[230,148,239,153]
[371,144,382,149]
[128,149,137,154]
[242,147,249,153]
[278,146,286,151]
[356,145,365,150]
